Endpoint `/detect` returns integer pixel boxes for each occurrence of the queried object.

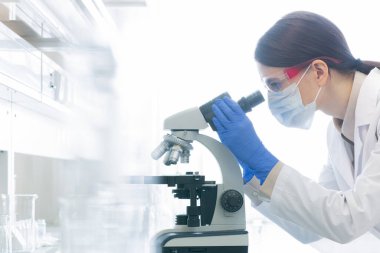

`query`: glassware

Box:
[0,215,11,253]
[11,194,38,252]
[60,191,151,253]
[0,195,11,253]
[36,219,46,247]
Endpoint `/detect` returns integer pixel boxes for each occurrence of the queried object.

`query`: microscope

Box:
[128,91,264,253]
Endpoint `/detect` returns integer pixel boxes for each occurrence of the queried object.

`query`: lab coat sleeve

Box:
[244,176,322,244]
[318,162,340,190]
[244,152,341,244]
[269,151,380,244]
[252,201,322,243]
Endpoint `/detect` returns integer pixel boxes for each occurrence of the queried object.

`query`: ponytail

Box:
[354,59,380,75]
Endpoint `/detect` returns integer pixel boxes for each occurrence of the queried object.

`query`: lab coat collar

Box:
[355,68,380,126]
[353,68,380,177]
[342,71,365,142]
[333,71,364,143]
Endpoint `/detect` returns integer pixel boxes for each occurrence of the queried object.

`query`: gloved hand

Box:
[239,160,255,184]
[212,97,278,184]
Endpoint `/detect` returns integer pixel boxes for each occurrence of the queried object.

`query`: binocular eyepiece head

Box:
[199,90,265,131]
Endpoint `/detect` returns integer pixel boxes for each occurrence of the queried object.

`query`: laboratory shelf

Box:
[0,1,65,41]
[0,21,42,95]
[0,2,73,162]
[0,20,68,109]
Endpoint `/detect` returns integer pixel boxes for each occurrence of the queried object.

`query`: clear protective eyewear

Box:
[262,73,289,92]
[261,56,342,92]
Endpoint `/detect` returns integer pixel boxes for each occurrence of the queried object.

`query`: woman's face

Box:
[257,62,322,106]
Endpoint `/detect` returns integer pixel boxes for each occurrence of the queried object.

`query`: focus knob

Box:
[220,189,243,213]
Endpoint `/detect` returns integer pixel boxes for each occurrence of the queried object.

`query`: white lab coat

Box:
[246,68,380,253]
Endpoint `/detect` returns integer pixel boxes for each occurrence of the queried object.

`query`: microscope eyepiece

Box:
[237,91,265,113]
[199,90,265,131]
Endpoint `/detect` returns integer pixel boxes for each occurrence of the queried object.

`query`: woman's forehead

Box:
[257,63,285,78]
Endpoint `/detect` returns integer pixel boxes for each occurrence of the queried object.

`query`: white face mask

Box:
[268,65,322,129]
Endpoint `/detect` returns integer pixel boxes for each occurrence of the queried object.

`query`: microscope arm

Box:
[171,131,244,192]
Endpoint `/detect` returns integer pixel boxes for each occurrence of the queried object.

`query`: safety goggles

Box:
[261,57,341,92]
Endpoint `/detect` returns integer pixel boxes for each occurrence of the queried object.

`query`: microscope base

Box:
[163,246,247,253]
[154,230,248,253]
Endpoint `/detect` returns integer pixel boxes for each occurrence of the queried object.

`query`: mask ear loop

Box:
[295,64,321,106]
[306,63,322,104]
[314,86,323,104]
[295,64,312,88]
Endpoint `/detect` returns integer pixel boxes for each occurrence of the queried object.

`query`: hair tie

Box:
[354,58,362,69]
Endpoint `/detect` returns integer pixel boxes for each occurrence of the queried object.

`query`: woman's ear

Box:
[311,59,329,87]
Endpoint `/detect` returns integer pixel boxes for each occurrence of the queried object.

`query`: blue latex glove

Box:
[239,160,255,184]
[212,97,278,184]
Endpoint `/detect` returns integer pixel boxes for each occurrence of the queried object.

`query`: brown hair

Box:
[254,11,380,75]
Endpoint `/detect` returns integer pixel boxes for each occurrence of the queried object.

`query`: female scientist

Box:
[212,10,380,251]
